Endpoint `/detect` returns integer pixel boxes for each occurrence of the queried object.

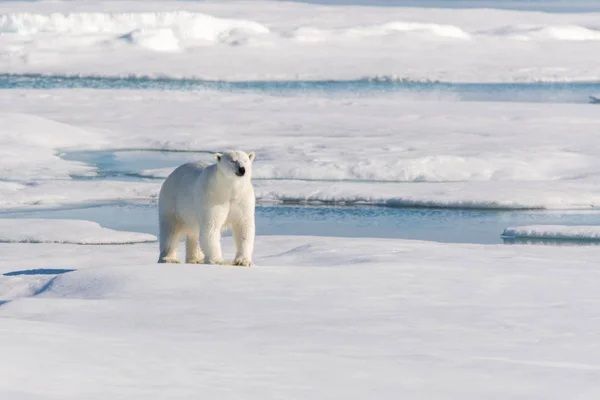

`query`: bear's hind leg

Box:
[158,216,183,264]
[185,233,204,264]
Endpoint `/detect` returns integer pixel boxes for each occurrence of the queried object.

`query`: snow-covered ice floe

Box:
[0,219,156,244]
[2,90,600,210]
[502,225,600,241]
[2,1,600,81]
[2,235,600,398]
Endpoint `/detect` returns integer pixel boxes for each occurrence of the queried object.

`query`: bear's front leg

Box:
[232,218,255,267]
[200,226,227,265]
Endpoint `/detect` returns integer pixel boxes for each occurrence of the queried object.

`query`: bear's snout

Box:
[236,166,246,177]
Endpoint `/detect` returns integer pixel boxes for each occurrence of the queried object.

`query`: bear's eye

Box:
[230,160,236,164]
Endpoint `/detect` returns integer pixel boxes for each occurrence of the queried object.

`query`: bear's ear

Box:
[215,153,222,162]
[248,151,255,161]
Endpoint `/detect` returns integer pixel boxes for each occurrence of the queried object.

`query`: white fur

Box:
[157,150,256,266]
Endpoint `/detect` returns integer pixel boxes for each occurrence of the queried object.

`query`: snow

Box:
[2,235,600,398]
[0,219,157,244]
[289,21,471,41]
[503,225,600,241]
[486,24,600,41]
[2,1,600,81]
[2,90,600,210]
[118,28,182,53]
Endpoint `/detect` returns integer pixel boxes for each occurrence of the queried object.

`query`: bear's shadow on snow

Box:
[0,269,75,303]
[3,268,76,277]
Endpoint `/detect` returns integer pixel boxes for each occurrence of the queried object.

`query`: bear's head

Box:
[215,150,255,179]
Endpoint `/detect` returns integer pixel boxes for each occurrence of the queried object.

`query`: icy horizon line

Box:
[4,72,600,85]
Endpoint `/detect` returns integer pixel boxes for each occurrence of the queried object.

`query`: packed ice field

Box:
[2,1,600,398]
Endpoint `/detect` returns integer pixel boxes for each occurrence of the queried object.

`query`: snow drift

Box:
[483,24,600,41]
[0,11,269,39]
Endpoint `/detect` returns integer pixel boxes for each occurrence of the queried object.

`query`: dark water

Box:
[2,202,600,245]
[1,74,599,104]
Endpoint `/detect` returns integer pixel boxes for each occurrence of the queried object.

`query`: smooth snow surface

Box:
[503,225,600,241]
[0,218,156,244]
[2,1,600,81]
[2,236,600,399]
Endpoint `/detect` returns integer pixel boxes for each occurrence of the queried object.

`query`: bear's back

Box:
[161,161,212,197]
[172,160,211,178]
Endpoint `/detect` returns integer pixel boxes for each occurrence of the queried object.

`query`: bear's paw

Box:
[158,257,180,264]
[204,258,228,266]
[232,256,253,267]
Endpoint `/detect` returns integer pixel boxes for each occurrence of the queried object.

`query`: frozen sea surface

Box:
[3,1,600,398]
[3,89,600,215]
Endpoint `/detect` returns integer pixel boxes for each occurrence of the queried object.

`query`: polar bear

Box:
[157,150,256,266]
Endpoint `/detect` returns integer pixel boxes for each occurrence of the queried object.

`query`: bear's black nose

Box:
[236,166,246,176]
